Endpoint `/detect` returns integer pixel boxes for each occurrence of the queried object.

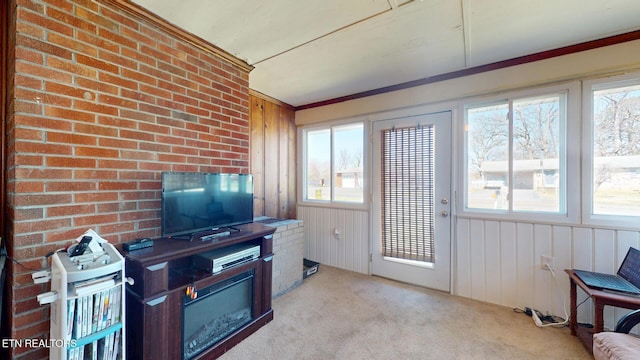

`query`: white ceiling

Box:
[130,0,640,107]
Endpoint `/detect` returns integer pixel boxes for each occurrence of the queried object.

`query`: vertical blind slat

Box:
[381,126,435,263]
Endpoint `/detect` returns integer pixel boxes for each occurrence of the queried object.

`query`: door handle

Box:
[440,210,449,217]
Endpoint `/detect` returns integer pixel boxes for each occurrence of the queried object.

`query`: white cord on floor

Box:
[535,263,570,328]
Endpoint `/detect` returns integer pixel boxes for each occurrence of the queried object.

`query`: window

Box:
[305,129,331,200]
[586,77,640,220]
[464,91,567,215]
[303,122,364,204]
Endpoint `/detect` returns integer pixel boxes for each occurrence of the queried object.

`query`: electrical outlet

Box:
[541,255,554,270]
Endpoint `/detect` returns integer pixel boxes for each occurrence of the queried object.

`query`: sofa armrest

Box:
[615,309,640,334]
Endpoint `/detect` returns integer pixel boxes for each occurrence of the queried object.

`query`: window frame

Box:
[582,73,640,228]
[457,82,580,224]
[299,119,368,210]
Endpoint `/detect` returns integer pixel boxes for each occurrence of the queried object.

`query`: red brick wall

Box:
[6,1,250,358]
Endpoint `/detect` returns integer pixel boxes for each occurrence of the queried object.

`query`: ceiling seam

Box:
[252,9,393,65]
[461,0,471,68]
[252,1,417,66]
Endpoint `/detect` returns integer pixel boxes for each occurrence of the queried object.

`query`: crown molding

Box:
[296,30,640,110]
[249,89,294,110]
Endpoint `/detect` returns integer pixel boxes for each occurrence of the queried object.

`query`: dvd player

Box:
[193,244,260,273]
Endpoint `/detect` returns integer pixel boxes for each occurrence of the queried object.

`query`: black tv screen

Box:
[161,172,254,237]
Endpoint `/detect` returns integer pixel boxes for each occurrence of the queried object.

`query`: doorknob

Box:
[440,210,449,217]
[441,198,448,204]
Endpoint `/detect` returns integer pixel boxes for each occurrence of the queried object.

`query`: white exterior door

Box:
[371,111,452,291]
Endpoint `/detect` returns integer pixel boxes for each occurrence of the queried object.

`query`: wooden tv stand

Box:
[123,223,276,359]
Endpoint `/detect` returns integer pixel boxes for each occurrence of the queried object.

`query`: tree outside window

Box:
[591,84,640,217]
[465,94,564,213]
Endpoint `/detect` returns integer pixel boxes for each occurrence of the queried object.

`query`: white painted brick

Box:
[267,219,305,298]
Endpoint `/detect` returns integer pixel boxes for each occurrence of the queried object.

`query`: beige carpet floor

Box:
[221,265,592,360]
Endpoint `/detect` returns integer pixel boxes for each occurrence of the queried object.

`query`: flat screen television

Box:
[161,172,254,237]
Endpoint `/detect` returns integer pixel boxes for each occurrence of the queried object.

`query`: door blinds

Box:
[381,125,435,263]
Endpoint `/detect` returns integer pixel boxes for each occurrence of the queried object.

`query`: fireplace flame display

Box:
[185,308,252,359]
[182,271,254,360]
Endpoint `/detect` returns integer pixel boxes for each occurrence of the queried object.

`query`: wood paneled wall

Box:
[250,90,296,219]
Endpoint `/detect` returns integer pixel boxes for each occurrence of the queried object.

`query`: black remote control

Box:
[123,238,154,251]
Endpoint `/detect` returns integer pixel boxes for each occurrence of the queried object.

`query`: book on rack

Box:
[74,296,83,339]
[101,289,111,329]
[110,331,117,360]
[92,292,100,333]
[112,286,121,324]
[70,346,79,360]
[66,299,76,340]
[85,294,93,336]
[111,330,120,360]
[102,332,112,360]
[97,291,106,332]
[97,338,105,360]
[84,340,99,360]
[84,295,91,337]
[105,287,114,328]
[73,275,116,297]
[67,285,123,343]
[110,287,117,325]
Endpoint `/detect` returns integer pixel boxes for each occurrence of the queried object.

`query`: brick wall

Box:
[6,1,251,358]
[263,219,304,298]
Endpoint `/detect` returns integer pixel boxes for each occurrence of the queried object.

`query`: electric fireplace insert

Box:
[182,270,255,360]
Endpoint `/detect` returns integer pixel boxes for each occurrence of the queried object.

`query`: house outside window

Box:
[584,75,640,225]
[462,84,578,220]
[303,122,364,204]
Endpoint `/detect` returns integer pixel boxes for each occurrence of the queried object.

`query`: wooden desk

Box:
[566,269,640,353]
